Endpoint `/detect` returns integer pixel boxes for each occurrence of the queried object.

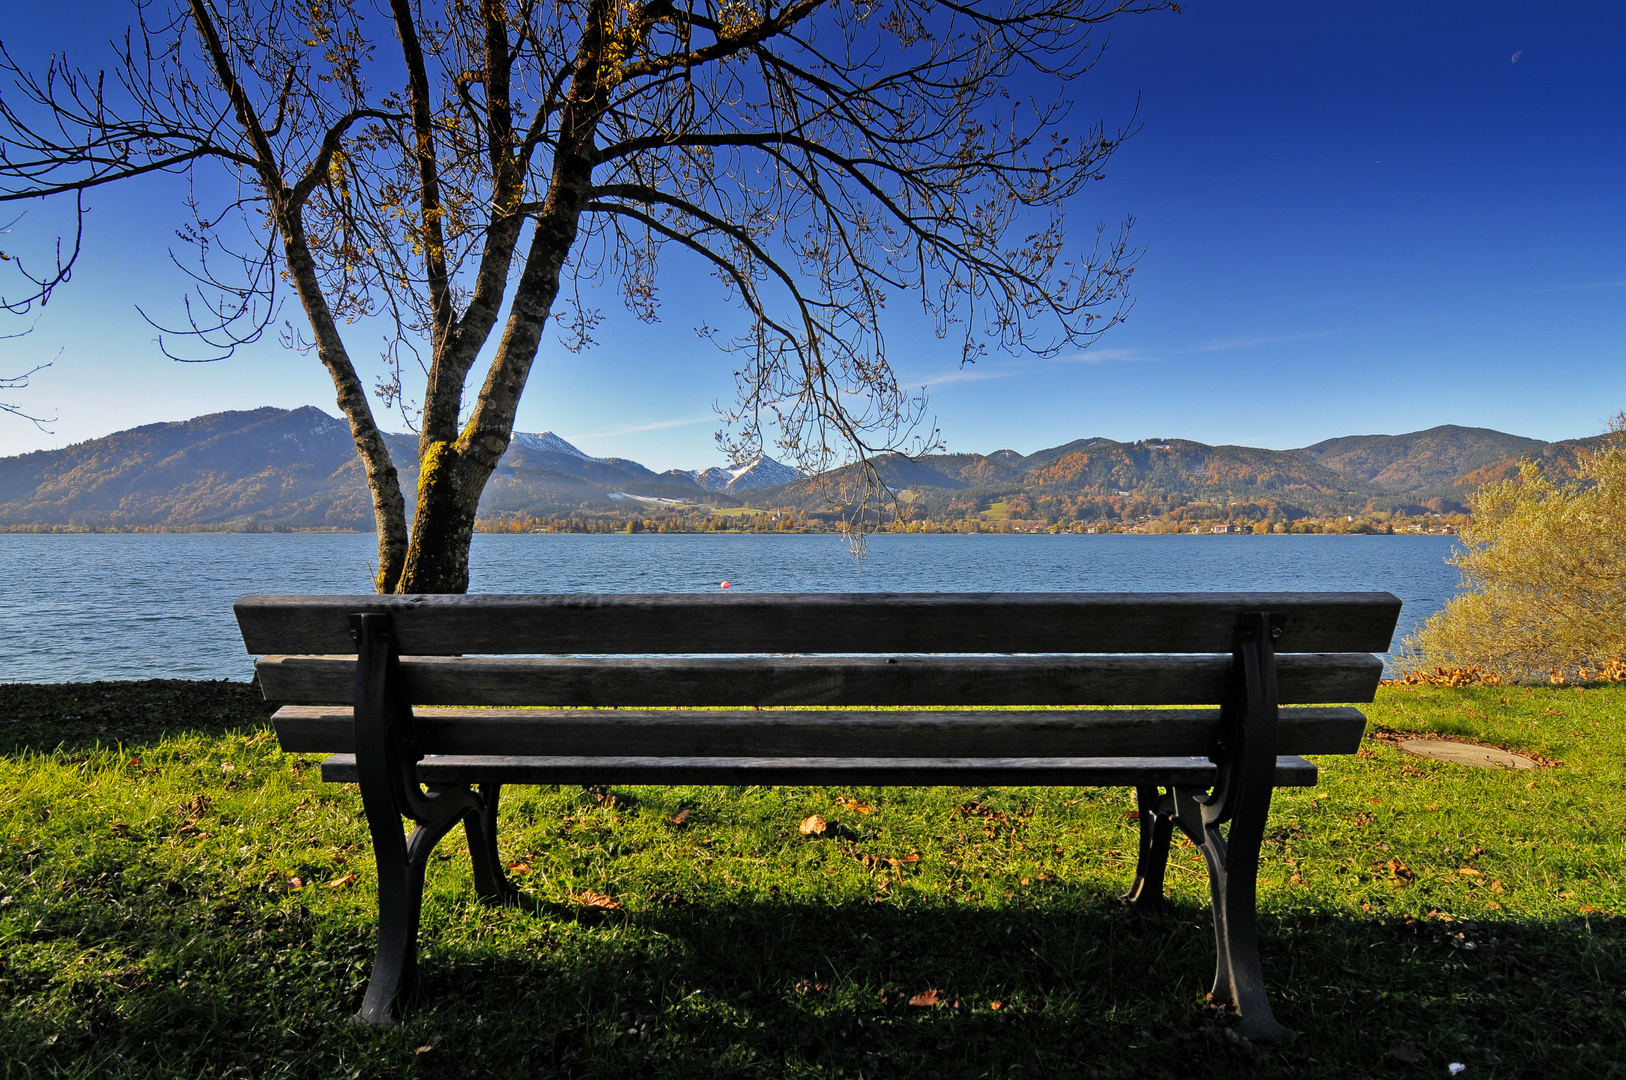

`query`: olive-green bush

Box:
[1408,421,1626,681]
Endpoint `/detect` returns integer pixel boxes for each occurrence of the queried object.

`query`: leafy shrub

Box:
[1406,420,1626,682]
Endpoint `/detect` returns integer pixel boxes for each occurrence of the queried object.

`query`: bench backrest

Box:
[239,592,1400,656]
[239,591,1400,708]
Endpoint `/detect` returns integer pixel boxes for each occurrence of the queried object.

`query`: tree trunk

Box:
[278,216,412,593]
[392,200,587,594]
[396,440,483,593]
[393,33,603,594]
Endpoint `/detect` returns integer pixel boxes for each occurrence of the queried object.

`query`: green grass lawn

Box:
[0,681,1621,1078]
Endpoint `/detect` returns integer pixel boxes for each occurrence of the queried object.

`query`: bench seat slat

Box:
[316,753,1320,788]
[236,592,1402,656]
[273,705,1366,758]
[256,651,1382,707]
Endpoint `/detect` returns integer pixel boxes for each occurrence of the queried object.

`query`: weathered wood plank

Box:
[256,651,1382,706]
[316,753,1319,787]
[273,705,1365,758]
[236,592,1402,656]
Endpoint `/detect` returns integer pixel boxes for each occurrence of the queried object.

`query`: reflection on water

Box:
[2,532,1460,682]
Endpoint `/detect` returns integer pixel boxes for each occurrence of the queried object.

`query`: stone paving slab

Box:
[1399,738,1538,770]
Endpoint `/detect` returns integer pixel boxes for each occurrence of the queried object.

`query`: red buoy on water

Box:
[721,580,731,589]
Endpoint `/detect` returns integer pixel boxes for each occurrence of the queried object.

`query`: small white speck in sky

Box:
[1511,50,1523,63]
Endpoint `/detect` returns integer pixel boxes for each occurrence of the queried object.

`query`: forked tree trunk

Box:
[392,118,595,593]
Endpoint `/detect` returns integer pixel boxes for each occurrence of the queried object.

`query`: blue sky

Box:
[2,1,1623,469]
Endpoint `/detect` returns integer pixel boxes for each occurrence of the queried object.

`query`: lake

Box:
[1,533,1462,683]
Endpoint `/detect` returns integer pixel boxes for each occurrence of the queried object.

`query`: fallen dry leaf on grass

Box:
[799,814,828,836]
[836,797,874,815]
[669,809,691,826]
[574,891,622,910]
[508,861,533,875]
[324,874,357,889]
[287,877,303,890]
[908,989,942,1007]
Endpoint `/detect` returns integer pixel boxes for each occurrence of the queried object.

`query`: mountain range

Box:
[0,406,1604,529]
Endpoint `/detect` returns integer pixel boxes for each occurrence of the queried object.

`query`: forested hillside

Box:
[0,409,1603,531]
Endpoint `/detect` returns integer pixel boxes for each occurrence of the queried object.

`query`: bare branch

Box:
[0,357,57,430]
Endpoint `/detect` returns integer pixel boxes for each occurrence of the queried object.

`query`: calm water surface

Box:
[0,533,1461,682]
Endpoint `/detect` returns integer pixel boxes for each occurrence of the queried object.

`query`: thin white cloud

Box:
[912,367,1018,388]
[1051,347,1156,364]
[908,348,1151,387]
[571,415,713,440]
[1192,329,1339,352]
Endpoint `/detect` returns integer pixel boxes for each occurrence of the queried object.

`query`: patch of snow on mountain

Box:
[688,467,732,492]
[512,431,603,461]
[722,455,801,492]
[607,491,685,505]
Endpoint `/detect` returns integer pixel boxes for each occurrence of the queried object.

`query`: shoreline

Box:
[0,527,1462,537]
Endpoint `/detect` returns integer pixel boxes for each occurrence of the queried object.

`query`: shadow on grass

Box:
[2,681,1623,1077]
[0,680,274,755]
[3,881,1621,1079]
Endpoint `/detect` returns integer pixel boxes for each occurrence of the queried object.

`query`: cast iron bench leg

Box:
[1174,611,1293,1042]
[358,809,467,1025]
[1123,785,1175,912]
[352,613,483,1026]
[464,782,521,904]
[1181,785,1290,1041]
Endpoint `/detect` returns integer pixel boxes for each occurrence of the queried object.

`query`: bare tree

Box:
[0,0,1161,592]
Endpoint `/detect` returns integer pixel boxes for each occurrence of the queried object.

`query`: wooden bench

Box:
[236,591,1400,1038]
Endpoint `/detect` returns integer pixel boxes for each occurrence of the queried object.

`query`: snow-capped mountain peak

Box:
[512,431,603,462]
[683,454,801,493]
[507,430,796,490]
[725,454,801,490]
